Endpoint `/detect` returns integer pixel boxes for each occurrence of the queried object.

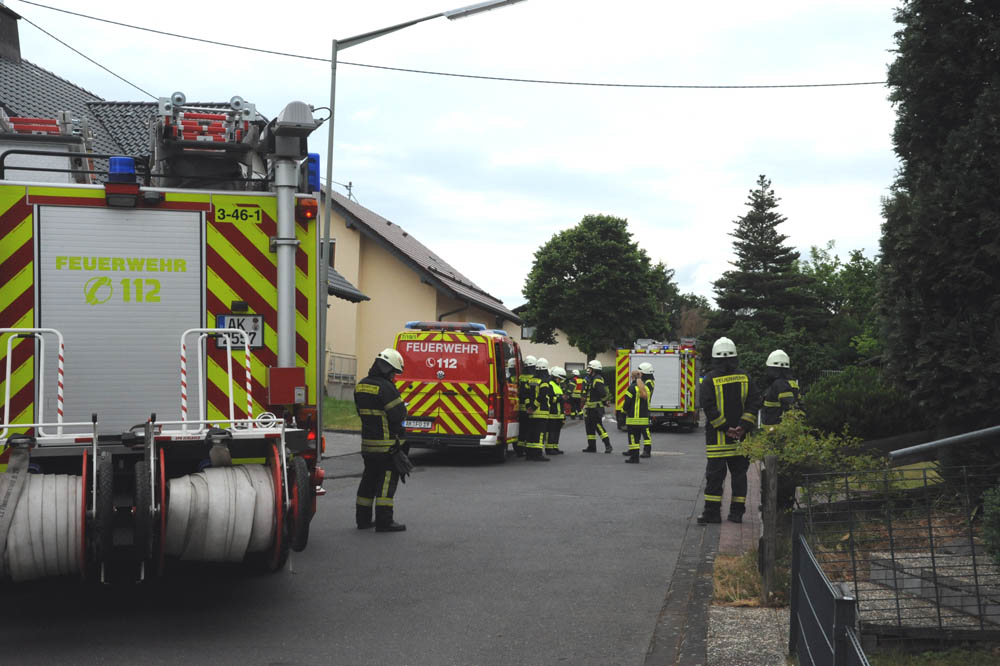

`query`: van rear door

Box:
[395,332,492,438]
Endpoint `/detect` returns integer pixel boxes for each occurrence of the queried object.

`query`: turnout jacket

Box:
[354,369,407,454]
[532,372,553,420]
[585,373,608,409]
[701,365,758,458]
[761,376,800,426]
[548,379,566,420]
[623,376,654,427]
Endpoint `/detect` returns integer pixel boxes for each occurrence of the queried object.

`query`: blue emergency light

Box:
[108,156,136,183]
[306,153,320,192]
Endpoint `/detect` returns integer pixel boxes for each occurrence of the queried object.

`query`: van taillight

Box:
[488,395,496,419]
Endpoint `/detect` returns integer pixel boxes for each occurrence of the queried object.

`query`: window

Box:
[521,325,535,340]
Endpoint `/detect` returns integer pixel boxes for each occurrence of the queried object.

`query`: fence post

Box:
[832,594,857,666]
[761,455,778,605]
[788,511,804,656]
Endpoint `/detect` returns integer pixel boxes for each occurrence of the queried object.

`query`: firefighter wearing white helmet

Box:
[761,349,799,426]
[545,366,568,455]
[582,359,613,453]
[697,337,759,525]
[569,369,585,419]
[623,361,656,462]
[354,347,410,532]
[515,356,537,457]
[523,358,552,461]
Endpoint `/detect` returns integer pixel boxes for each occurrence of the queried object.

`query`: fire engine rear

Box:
[0,92,326,583]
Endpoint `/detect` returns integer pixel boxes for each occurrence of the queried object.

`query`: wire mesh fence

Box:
[799,465,1000,642]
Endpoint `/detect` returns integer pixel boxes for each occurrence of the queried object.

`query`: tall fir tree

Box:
[710,175,820,335]
[881,1,1000,435]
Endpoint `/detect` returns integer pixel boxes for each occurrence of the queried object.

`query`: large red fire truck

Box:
[0,92,326,583]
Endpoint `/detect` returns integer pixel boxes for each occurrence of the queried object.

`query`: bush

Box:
[739,410,883,508]
[802,366,924,440]
[984,484,1000,567]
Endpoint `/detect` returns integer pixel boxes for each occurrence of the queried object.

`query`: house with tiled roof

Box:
[1,4,522,396]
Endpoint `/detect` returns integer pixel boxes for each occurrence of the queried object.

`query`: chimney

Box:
[0,3,21,64]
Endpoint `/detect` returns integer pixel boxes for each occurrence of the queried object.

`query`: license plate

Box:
[404,420,433,429]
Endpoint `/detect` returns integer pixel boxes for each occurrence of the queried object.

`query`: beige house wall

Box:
[326,208,359,368]
[435,292,501,329]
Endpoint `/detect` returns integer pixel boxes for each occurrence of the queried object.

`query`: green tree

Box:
[710,175,823,335]
[521,214,676,358]
[881,1,1000,435]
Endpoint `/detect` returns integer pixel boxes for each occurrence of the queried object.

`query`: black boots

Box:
[640,444,652,458]
[582,444,597,452]
[697,506,722,524]
[375,507,406,532]
[526,449,551,462]
[604,440,613,454]
[624,450,640,464]
[728,505,745,523]
[356,505,373,530]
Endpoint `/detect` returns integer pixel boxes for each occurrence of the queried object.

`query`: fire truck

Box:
[615,341,699,431]
[392,321,521,463]
[0,92,326,583]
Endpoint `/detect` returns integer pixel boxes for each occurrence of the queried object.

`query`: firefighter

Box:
[506,357,520,454]
[570,369,585,419]
[760,349,799,426]
[354,348,408,532]
[526,358,552,461]
[582,360,613,454]
[622,361,655,461]
[546,366,568,455]
[621,365,650,464]
[697,337,759,525]
[516,355,536,458]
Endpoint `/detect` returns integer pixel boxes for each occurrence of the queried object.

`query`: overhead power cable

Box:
[17,13,156,99]
[14,0,887,90]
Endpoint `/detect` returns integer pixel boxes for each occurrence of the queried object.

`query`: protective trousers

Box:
[546,419,563,452]
[357,453,400,527]
[528,415,548,452]
[584,408,611,452]
[703,454,749,515]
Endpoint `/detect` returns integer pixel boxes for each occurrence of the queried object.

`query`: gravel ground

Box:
[708,606,791,666]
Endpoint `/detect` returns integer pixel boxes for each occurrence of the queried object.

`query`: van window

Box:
[396,337,490,381]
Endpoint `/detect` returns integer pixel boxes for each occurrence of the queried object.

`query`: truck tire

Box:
[491,441,507,464]
[290,456,313,553]
[133,460,153,567]
[94,451,114,571]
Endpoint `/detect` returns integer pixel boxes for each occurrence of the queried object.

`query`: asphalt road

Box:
[2,419,709,666]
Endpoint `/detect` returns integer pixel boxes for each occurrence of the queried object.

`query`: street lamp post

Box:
[316,0,526,446]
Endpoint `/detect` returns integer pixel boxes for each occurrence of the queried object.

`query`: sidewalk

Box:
[718,460,762,555]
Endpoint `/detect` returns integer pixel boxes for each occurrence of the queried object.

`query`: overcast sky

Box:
[8,0,901,309]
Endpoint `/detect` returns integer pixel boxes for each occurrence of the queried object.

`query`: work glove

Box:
[389,442,414,482]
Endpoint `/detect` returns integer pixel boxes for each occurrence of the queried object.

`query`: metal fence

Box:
[790,512,871,666]
[799,466,1000,644]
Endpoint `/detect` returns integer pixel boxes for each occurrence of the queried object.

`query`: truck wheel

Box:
[290,456,313,552]
[94,451,114,572]
[134,461,153,568]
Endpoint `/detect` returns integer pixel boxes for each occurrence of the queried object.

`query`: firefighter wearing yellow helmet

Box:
[545,366,568,456]
[697,337,759,525]
[582,359,613,453]
[354,348,409,532]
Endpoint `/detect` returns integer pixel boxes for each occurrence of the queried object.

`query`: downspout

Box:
[437,303,469,321]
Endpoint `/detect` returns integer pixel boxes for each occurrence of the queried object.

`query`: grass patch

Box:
[713,521,792,607]
[323,397,360,432]
[868,646,1000,665]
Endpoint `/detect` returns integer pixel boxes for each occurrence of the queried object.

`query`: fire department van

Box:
[393,321,520,462]
[0,93,325,583]
[615,342,699,431]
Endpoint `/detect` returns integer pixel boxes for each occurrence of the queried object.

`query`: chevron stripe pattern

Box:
[615,348,629,410]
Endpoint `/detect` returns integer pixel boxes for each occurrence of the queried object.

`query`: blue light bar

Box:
[306,153,320,192]
[108,156,136,184]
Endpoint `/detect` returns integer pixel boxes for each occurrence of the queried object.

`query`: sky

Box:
[7,0,902,310]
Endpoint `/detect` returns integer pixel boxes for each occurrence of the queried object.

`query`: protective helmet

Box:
[766,349,790,368]
[711,337,737,358]
[571,369,580,377]
[524,355,537,367]
[535,357,549,371]
[587,360,602,371]
[638,362,654,374]
[377,348,404,373]
[551,366,566,379]
[507,358,516,369]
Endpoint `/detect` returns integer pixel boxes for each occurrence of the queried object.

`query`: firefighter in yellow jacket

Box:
[354,348,408,532]
[622,361,655,463]
[760,349,799,426]
[570,370,585,419]
[697,337,759,525]
[546,366,568,455]
[516,355,537,458]
[526,358,553,461]
[582,360,613,454]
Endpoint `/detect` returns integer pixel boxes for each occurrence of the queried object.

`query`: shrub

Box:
[802,366,924,440]
[984,484,1000,567]
[739,409,883,508]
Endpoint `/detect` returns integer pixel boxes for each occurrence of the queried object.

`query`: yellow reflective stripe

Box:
[385,397,403,409]
[356,384,379,395]
[704,494,722,502]
[356,496,373,506]
[763,400,781,408]
[740,413,755,425]
[710,415,727,428]
[777,392,794,399]
[380,471,392,496]
[375,497,394,507]
[732,496,746,503]
[789,380,800,389]
[358,408,382,415]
